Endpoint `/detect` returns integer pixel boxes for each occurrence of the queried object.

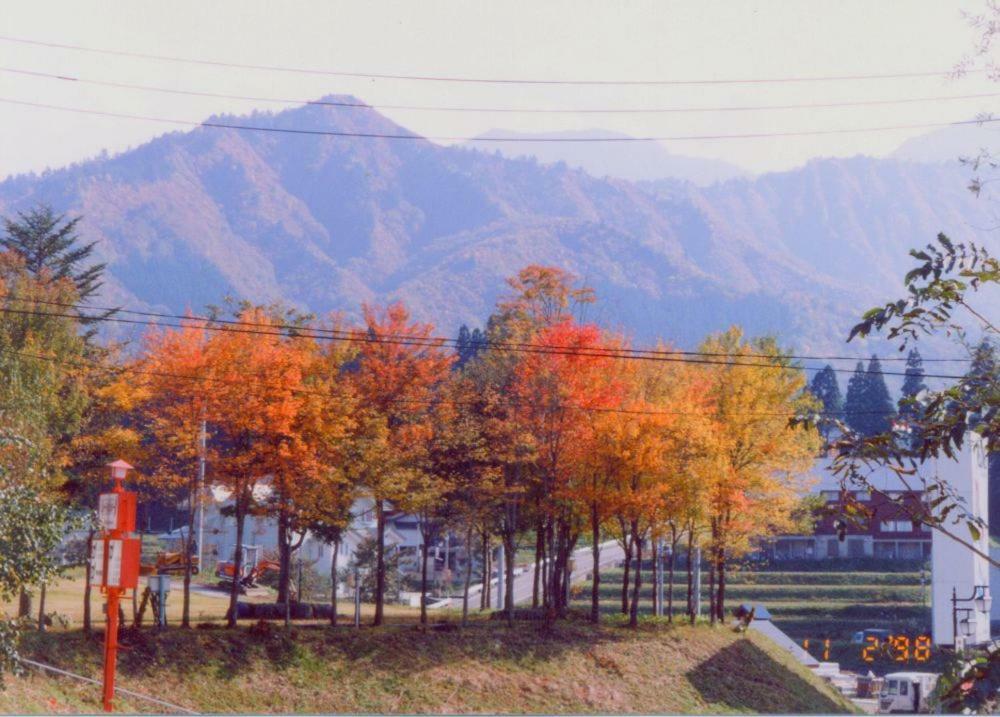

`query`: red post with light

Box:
[90,460,140,712]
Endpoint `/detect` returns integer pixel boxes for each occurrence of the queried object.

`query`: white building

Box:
[198,484,418,596]
[930,433,991,647]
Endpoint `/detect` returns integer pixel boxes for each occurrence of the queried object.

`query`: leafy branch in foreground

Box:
[791,235,1000,711]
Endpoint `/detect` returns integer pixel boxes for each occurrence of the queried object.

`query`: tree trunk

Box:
[503,531,515,626]
[462,524,474,627]
[18,588,31,618]
[628,525,643,628]
[621,535,632,615]
[667,531,678,623]
[716,546,726,623]
[707,547,716,625]
[330,539,340,627]
[277,510,290,604]
[227,502,246,629]
[182,479,197,629]
[651,539,660,616]
[37,584,47,631]
[419,527,430,625]
[685,527,695,624]
[539,525,552,607]
[374,499,385,626]
[480,530,489,610]
[84,529,94,634]
[182,540,193,629]
[532,524,543,609]
[590,502,601,623]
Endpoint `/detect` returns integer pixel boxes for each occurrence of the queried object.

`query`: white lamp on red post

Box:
[93,459,139,712]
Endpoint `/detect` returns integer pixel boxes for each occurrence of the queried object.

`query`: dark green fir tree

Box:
[809,364,842,439]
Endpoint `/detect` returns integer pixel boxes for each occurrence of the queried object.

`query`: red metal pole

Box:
[102,587,120,712]
[102,477,125,712]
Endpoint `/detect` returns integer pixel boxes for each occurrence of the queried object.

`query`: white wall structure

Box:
[931,432,991,647]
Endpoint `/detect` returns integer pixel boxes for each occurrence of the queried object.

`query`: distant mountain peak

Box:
[466,128,750,185]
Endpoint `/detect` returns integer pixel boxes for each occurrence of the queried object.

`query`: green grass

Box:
[2,621,854,714]
[581,567,932,674]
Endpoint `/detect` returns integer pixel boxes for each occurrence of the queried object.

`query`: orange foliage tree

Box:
[350,302,452,626]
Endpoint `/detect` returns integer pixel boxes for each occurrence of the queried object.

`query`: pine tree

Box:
[809,365,842,438]
[844,362,868,435]
[455,324,487,368]
[2,206,105,300]
[862,356,896,436]
[899,349,927,428]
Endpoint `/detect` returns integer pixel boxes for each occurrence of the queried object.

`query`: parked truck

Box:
[878,672,938,713]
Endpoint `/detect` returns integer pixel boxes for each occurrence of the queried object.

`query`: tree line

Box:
[0,208,820,662]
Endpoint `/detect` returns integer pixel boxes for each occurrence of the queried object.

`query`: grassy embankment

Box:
[2,620,855,714]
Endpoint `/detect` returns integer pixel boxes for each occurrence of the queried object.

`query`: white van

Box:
[878,672,939,713]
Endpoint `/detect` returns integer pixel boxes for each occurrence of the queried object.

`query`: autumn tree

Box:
[512,320,621,620]
[138,318,214,627]
[350,303,452,626]
[698,327,820,622]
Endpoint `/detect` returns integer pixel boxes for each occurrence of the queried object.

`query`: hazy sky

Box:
[2,0,999,179]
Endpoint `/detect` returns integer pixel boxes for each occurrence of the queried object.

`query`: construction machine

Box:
[215,545,288,594]
[139,551,199,576]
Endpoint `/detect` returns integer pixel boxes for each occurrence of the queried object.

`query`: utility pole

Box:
[196,419,206,572]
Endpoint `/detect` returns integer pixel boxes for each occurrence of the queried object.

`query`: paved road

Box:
[509,540,625,605]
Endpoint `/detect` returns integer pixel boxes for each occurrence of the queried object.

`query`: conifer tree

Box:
[2,206,105,301]
[863,356,896,436]
[898,349,927,436]
[844,362,868,435]
[809,365,842,438]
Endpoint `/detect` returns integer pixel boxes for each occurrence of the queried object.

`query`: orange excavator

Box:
[215,545,284,592]
[139,551,200,576]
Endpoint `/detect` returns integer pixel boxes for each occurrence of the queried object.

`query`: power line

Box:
[18,657,199,715]
[0,35,973,86]
[0,301,974,380]
[3,95,998,143]
[1,293,975,364]
[0,343,895,419]
[5,65,1000,115]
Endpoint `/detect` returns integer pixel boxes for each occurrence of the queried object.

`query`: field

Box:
[572,567,933,673]
[1,620,855,714]
[1,570,420,628]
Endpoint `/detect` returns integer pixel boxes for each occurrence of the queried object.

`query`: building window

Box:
[826,539,839,558]
[880,520,911,533]
[847,539,866,558]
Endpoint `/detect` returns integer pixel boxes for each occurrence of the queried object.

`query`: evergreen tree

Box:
[2,206,105,301]
[809,365,842,439]
[862,356,896,437]
[900,349,927,407]
[844,362,868,435]
[844,357,896,437]
[455,324,487,368]
[898,349,927,445]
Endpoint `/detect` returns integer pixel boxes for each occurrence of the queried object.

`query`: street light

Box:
[952,585,991,650]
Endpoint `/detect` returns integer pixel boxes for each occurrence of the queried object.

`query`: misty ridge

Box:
[0,95,995,358]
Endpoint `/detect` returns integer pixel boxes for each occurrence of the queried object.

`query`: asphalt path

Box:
[509,540,626,605]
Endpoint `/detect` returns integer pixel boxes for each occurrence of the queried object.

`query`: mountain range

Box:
[0,96,996,359]
[466,129,748,185]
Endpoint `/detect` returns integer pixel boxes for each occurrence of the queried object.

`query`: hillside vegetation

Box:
[1,622,854,714]
[0,97,990,351]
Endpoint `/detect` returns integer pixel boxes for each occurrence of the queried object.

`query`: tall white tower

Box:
[931,432,991,646]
